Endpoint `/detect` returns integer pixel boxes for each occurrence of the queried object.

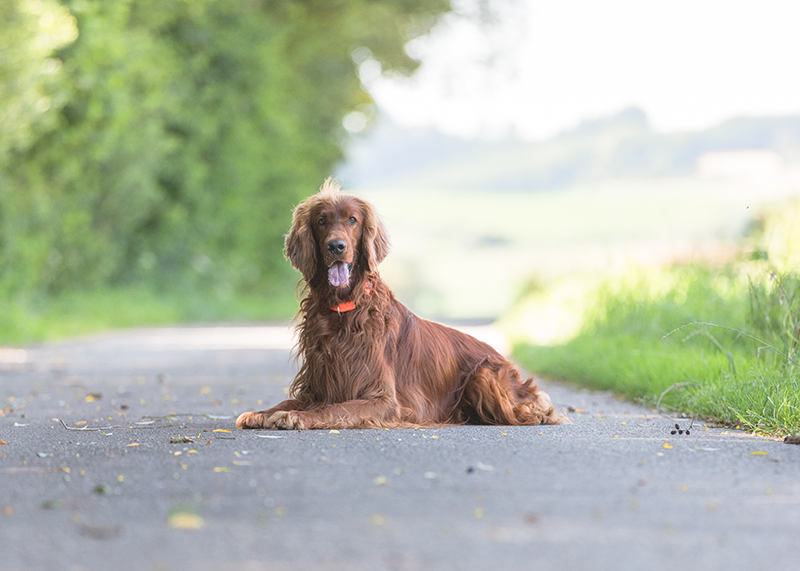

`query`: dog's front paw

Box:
[236,411,273,429]
[267,410,307,430]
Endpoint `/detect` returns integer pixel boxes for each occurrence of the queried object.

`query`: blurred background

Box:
[1,0,799,345]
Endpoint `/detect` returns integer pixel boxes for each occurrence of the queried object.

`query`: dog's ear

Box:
[358,198,390,271]
[284,199,317,281]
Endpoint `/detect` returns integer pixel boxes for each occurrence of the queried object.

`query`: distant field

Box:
[358,176,794,320]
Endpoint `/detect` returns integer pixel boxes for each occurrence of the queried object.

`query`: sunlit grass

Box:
[512,223,800,435]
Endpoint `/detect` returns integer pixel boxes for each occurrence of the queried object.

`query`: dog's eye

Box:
[317,217,326,226]
[348,216,357,225]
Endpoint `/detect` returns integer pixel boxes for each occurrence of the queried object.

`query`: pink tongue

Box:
[328,262,351,287]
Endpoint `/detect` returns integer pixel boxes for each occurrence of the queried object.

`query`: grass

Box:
[512,257,800,436]
[0,285,298,344]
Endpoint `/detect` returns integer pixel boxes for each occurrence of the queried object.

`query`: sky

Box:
[360,0,800,141]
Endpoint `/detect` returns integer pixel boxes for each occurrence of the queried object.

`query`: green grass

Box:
[513,263,800,435]
[0,286,298,344]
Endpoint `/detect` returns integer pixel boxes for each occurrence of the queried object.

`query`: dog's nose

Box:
[327,239,347,255]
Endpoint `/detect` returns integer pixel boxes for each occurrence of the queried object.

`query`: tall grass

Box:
[513,200,800,435]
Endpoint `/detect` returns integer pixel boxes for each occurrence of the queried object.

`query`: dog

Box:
[236,179,568,429]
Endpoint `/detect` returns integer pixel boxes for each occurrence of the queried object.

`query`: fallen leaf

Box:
[93,484,110,495]
[79,524,120,540]
[167,512,204,530]
[213,466,230,473]
[329,430,340,434]
[212,429,231,433]
[84,393,102,402]
[522,512,539,525]
[662,443,673,449]
[75,421,87,426]
[750,451,768,456]
[373,475,388,485]
[36,452,52,458]
[170,436,193,444]
[125,443,140,448]
[41,499,64,510]
[0,440,8,445]
[476,462,495,472]
[369,513,386,526]
[255,434,282,439]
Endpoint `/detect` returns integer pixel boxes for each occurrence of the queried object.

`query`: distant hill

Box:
[337,108,800,191]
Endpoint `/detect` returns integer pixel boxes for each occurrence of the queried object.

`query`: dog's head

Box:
[285,178,390,290]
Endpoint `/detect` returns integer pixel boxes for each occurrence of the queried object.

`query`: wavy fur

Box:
[237,180,569,429]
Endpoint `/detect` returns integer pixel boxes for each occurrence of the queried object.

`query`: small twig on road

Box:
[53,419,137,431]
[53,415,232,432]
[53,419,181,431]
[139,414,234,421]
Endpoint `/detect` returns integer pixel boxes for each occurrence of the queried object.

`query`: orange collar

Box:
[331,300,357,314]
[330,281,373,314]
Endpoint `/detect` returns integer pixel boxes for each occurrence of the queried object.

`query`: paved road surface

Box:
[1,325,797,571]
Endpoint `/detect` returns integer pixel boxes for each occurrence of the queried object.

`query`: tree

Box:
[0,0,450,297]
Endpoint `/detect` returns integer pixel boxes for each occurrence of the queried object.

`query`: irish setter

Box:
[236,179,568,430]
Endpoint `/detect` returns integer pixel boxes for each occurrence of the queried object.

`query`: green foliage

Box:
[0,285,297,343]
[515,263,800,435]
[0,0,449,339]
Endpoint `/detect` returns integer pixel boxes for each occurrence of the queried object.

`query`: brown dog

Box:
[236,179,568,429]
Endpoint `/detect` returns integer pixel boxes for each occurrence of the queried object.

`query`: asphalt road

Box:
[1,325,798,571]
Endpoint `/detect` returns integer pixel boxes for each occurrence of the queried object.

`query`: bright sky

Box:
[362,0,800,140]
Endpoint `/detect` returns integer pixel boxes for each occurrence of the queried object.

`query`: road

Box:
[1,325,797,571]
